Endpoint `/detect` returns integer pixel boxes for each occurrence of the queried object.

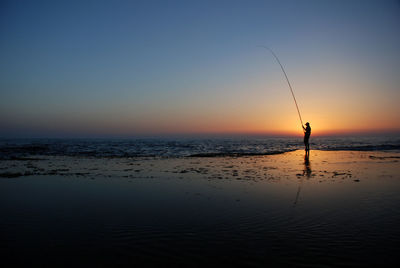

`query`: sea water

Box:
[1,136,399,159]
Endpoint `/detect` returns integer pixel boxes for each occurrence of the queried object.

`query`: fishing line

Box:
[260,46,304,129]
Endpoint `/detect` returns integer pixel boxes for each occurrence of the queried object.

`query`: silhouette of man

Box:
[303,122,311,153]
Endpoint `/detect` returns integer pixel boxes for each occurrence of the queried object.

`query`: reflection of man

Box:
[302,122,311,153]
[303,153,312,178]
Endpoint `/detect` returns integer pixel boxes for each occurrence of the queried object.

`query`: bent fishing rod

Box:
[260,46,304,130]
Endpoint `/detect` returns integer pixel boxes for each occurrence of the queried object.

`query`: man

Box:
[303,122,311,153]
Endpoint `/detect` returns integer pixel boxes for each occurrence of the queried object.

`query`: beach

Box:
[2,0,399,266]
[1,149,399,267]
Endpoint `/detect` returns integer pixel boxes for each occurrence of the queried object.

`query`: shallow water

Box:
[1,150,399,267]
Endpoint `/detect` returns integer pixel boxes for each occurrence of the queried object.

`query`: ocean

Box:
[1,136,399,159]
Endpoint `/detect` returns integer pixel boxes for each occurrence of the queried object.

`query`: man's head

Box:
[305,122,310,126]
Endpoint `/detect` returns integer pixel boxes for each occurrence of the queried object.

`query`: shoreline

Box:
[1,150,399,181]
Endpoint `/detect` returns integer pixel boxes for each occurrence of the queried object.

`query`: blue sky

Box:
[1,0,399,137]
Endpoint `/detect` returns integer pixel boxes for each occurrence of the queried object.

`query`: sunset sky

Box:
[1,0,399,138]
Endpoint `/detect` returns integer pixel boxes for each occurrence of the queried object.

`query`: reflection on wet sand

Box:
[293,152,312,206]
[303,152,312,178]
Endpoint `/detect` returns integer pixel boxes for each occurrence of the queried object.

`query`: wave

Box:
[188,149,296,157]
[318,144,400,152]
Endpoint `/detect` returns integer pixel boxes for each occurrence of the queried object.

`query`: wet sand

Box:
[2,149,399,182]
[1,150,399,267]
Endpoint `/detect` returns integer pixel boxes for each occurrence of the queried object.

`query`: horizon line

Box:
[1,129,399,140]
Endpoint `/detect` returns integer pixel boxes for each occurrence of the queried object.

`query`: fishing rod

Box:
[293,176,303,207]
[260,46,304,130]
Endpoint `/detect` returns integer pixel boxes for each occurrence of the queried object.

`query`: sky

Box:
[1,0,399,138]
